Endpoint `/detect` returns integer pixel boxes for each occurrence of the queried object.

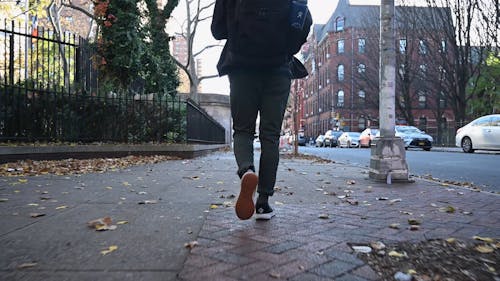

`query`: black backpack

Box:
[227,0,308,67]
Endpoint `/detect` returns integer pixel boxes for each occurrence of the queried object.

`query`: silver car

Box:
[338,132,361,148]
[395,126,433,151]
[455,114,500,153]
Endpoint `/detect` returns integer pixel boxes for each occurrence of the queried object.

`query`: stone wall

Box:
[198,93,232,144]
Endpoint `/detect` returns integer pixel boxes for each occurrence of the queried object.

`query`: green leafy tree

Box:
[467,53,500,117]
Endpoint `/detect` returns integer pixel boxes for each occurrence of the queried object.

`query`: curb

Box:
[0,143,229,163]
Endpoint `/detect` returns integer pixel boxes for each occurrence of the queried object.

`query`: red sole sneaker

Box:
[235,172,258,220]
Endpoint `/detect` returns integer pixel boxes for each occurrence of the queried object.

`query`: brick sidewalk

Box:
[179,154,500,281]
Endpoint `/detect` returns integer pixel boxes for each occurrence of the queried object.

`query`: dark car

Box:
[297,135,307,146]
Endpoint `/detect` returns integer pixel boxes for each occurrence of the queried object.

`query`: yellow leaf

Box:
[14,190,20,193]
[28,203,39,206]
[122,182,130,186]
[105,186,113,190]
[388,250,407,258]
[445,238,456,243]
[116,221,128,225]
[407,269,417,275]
[210,204,218,209]
[216,181,224,184]
[473,236,495,243]
[475,245,494,253]
[389,223,400,229]
[101,245,118,255]
[55,205,67,210]
[18,179,28,183]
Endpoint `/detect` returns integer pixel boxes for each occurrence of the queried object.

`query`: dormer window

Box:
[336,17,344,32]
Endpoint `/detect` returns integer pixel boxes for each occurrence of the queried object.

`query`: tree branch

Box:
[193,44,222,57]
[61,1,95,19]
[199,74,220,82]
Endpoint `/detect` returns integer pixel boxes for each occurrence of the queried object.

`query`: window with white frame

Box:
[337,90,345,107]
[440,40,446,52]
[419,40,427,55]
[418,91,427,108]
[337,39,345,54]
[358,90,365,107]
[399,39,407,53]
[357,63,366,74]
[336,17,344,32]
[337,64,345,81]
[358,38,366,53]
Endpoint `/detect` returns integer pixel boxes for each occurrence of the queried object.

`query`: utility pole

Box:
[369,0,409,183]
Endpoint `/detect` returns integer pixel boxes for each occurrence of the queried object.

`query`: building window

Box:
[337,64,344,81]
[337,90,344,107]
[399,64,406,76]
[337,39,345,54]
[358,117,366,130]
[357,63,366,74]
[399,39,407,53]
[418,92,427,108]
[440,39,446,52]
[439,92,446,108]
[419,116,427,131]
[358,90,365,107]
[358,38,365,53]
[419,40,427,55]
[336,17,344,32]
[419,64,427,78]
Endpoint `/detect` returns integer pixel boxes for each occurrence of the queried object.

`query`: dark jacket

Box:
[211,0,312,79]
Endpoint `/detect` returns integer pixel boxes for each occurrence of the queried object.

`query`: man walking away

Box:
[211,0,312,220]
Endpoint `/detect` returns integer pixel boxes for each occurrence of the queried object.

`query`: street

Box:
[299,146,500,193]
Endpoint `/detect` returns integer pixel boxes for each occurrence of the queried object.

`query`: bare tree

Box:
[421,0,495,128]
[171,0,221,103]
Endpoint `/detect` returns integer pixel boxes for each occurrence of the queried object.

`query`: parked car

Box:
[315,135,325,147]
[394,125,433,151]
[455,114,500,153]
[338,132,361,148]
[323,130,343,147]
[297,135,307,146]
[359,128,379,148]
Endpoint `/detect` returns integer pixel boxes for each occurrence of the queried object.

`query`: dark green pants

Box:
[229,71,291,196]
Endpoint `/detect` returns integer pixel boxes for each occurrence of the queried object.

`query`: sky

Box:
[168,0,383,95]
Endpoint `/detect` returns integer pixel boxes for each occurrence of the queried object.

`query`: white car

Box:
[338,132,361,148]
[455,114,500,153]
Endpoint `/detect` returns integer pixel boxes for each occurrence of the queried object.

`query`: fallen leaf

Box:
[116,221,128,225]
[30,213,46,218]
[28,203,39,206]
[388,250,407,258]
[376,197,389,200]
[122,182,131,186]
[87,217,117,231]
[184,241,198,249]
[445,238,456,243]
[101,245,118,255]
[475,245,494,253]
[408,219,421,225]
[138,200,158,204]
[347,180,356,185]
[105,186,113,190]
[55,205,67,210]
[473,236,495,243]
[18,179,28,183]
[389,198,402,204]
[269,271,281,279]
[17,262,37,269]
[274,201,284,205]
[346,199,358,205]
[318,213,329,219]
[439,206,455,213]
[389,223,400,229]
[0,198,8,202]
[370,241,386,251]
[407,269,417,275]
[409,225,420,231]
[210,204,218,209]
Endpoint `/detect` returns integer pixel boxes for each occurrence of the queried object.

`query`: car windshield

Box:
[396,127,422,134]
[370,129,379,135]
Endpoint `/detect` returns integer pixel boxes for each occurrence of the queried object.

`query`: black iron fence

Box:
[0,20,225,144]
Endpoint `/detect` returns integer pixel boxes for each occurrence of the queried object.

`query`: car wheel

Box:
[423,147,431,151]
[347,141,351,148]
[461,137,474,153]
[368,140,372,147]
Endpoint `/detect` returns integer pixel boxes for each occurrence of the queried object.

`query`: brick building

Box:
[291,0,455,142]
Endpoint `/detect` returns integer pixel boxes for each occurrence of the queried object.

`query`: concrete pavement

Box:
[0,150,499,280]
